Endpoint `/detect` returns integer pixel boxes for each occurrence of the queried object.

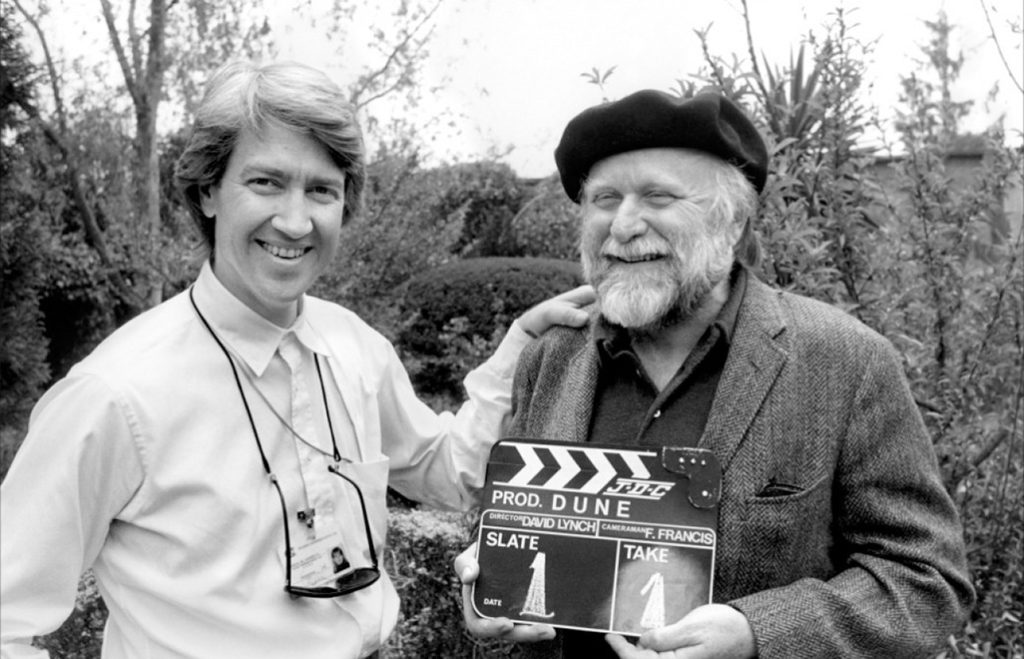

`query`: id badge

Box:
[291,519,354,588]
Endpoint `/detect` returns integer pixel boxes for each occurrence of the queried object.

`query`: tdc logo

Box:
[603,478,674,500]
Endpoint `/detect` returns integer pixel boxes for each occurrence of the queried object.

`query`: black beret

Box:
[554,89,768,201]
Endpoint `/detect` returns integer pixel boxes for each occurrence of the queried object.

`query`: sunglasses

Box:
[269,465,381,598]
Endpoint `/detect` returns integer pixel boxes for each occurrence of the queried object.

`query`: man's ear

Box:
[198,185,217,219]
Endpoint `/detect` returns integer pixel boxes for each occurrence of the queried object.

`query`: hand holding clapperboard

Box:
[472,438,721,636]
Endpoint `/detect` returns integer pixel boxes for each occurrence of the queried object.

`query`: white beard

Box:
[583,229,735,332]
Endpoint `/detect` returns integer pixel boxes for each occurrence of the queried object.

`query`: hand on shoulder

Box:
[517,285,594,338]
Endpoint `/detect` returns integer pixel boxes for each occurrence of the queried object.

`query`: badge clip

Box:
[297,508,316,528]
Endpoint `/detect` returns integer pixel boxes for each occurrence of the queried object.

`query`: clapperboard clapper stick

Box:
[472,438,721,636]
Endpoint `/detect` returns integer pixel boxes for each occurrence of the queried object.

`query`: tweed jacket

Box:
[507,275,974,658]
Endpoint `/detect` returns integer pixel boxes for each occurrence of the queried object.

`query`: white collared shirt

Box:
[1,262,529,658]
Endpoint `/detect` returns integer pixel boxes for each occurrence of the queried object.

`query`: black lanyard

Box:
[188,286,343,473]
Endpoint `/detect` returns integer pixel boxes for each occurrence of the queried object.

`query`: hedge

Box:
[397,257,583,393]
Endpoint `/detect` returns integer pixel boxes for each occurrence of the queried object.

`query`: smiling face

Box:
[580,148,741,331]
[200,123,346,327]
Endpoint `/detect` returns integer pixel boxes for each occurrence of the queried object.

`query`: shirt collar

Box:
[593,265,749,358]
[191,261,330,376]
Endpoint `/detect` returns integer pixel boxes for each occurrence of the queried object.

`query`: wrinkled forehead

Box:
[583,148,727,192]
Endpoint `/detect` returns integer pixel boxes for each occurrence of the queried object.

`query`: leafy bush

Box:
[510,175,581,260]
[397,257,583,394]
[434,161,526,258]
[886,57,1023,658]
[313,153,468,335]
[384,509,485,657]
[691,9,1023,656]
[1,424,26,482]
[315,158,528,327]
[1,14,51,422]
[0,162,52,423]
[949,450,1023,657]
[33,572,107,659]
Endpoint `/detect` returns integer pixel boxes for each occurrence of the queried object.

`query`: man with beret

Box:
[456,89,974,658]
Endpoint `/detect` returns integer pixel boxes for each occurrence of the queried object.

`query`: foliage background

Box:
[1,1,1021,657]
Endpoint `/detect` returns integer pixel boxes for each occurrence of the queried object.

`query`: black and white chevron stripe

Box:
[494,443,657,494]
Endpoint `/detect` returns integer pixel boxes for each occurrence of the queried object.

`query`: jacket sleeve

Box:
[0,375,144,658]
[729,339,974,658]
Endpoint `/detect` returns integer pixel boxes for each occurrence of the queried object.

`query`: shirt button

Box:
[653,410,662,419]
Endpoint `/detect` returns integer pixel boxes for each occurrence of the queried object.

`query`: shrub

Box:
[1,423,26,481]
[691,9,1023,655]
[33,572,107,659]
[397,257,583,394]
[950,446,1024,656]
[1,22,53,422]
[316,158,528,331]
[0,182,51,424]
[435,161,526,258]
[384,509,479,657]
[510,175,581,260]
[313,152,466,330]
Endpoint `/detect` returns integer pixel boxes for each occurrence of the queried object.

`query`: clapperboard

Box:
[472,438,721,636]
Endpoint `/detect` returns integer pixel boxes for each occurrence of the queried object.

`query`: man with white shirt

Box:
[0,60,590,658]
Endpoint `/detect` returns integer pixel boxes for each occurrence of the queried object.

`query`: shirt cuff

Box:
[486,322,535,380]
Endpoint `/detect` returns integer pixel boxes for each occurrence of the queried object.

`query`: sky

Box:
[416,0,1024,177]
[33,0,1024,178]
[341,0,1022,177]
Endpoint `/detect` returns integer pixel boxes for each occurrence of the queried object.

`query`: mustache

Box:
[599,239,673,262]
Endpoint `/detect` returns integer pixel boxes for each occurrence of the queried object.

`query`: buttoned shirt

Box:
[588,267,747,448]
[562,268,746,658]
[0,262,529,659]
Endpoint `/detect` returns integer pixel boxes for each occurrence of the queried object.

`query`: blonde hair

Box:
[175,61,366,246]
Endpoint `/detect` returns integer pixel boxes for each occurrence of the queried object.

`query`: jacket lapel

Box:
[699,277,788,472]
[558,340,600,444]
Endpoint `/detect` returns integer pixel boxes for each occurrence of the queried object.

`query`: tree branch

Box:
[129,0,143,82]
[694,26,729,91]
[144,0,167,102]
[953,426,1015,490]
[977,0,1023,94]
[99,0,142,108]
[740,0,772,102]
[354,77,410,111]
[349,0,441,108]
[959,209,1023,387]
[12,0,67,134]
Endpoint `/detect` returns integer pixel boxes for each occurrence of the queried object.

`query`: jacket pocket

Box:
[732,473,834,588]
[749,473,829,503]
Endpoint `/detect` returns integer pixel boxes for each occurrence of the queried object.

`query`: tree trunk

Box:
[141,0,168,306]
[102,0,168,307]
